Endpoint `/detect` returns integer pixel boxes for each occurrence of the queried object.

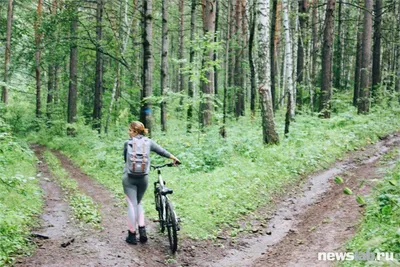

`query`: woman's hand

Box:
[170,155,181,166]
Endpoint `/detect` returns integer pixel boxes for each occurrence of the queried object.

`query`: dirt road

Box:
[16,133,400,266]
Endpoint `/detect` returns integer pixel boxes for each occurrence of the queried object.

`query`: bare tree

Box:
[2,0,13,105]
[319,0,335,118]
[258,0,279,144]
[358,0,373,114]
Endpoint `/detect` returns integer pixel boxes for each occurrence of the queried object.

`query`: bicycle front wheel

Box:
[165,200,178,253]
[155,192,165,233]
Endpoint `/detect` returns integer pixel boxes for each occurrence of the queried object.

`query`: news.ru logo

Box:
[318,250,399,261]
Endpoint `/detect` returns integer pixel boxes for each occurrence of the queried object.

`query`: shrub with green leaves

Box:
[0,119,42,266]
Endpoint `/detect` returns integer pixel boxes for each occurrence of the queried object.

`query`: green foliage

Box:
[0,119,42,266]
[342,159,400,266]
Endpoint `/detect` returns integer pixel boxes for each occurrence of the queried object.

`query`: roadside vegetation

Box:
[342,150,400,266]
[0,119,42,266]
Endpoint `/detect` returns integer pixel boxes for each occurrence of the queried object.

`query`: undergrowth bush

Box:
[0,119,42,266]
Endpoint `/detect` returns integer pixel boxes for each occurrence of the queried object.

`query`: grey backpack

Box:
[126,137,150,176]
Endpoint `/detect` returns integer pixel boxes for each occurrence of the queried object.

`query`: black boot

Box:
[138,226,148,243]
[126,230,137,245]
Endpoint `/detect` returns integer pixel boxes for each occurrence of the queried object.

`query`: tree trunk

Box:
[141,0,154,134]
[160,0,168,132]
[249,0,256,117]
[234,0,244,118]
[333,0,342,89]
[214,0,219,96]
[296,0,308,108]
[358,0,373,114]
[46,0,57,120]
[67,2,78,124]
[221,0,231,137]
[178,0,184,94]
[35,0,43,118]
[200,0,216,128]
[93,0,104,132]
[371,0,382,99]
[187,0,196,133]
[282,0,294,124]
[258,0,279,144]
[2,0,13,105]
[270,0,278,110]
[311,0,318,88]
[353,1,363,106]
[319,0,335,118]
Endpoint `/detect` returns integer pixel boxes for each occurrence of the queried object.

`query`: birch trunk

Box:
[258,0,279,144]
[187,0,196,132]
[160,0,168,131]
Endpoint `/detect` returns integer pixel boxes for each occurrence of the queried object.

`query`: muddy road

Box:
[17,133,400,266]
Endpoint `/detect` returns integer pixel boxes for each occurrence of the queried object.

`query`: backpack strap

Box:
[131,139,137,172]
[141,138,147,172]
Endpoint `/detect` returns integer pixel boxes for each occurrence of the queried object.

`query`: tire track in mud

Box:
[17,145,174,267]
[196,133,400,267]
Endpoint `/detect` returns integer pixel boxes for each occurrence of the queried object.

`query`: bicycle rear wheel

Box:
[154,191,165,233]
[165,200,178,252]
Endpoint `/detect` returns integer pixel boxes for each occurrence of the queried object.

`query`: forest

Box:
[1,0,400,266]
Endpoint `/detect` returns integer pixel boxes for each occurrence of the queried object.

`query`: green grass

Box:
[341,151,400,266]
[0,122,43,266]
[28,104,400,239]
[43,151,102,227]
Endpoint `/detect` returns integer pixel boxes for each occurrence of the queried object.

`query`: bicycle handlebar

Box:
[151,161,181,170]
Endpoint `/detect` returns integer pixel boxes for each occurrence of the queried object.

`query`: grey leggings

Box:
[122,173,149,232]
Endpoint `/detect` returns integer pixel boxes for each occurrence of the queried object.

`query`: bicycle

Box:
[151,162,181,253]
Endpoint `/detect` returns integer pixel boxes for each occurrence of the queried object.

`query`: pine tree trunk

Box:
[353,1,363,106]
[333,0,342,89]
[93,0,104,132]
[249,0,256,117]
[319,0,335,118]
[2,0,13,105]
[221,0,231,137]
[35,0,43,118]
[67,2,78,124]
[234,0,244,118]
[187,0,196,133]
[160,0,168,132]
[372,0,382,99]
[141,0,154,134]
[358,0,373,114]
[200,0,216,128]
[258,0,279,144]
[213,0,219,96]
[46,0,57,120]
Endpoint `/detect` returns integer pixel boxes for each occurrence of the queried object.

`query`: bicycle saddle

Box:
[161,187,173,195]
